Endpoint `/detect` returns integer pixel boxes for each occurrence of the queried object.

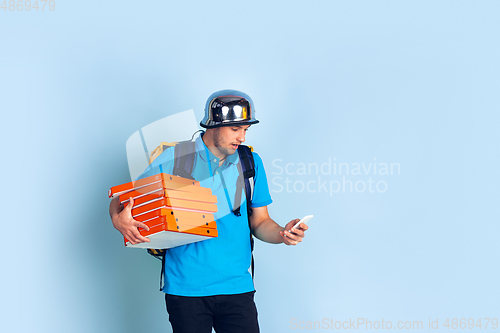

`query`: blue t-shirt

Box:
[137,134,272,296]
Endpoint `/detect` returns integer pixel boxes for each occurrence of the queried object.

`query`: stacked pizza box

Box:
[108,173,218,249]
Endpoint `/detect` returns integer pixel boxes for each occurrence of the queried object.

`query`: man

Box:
[109,89,308,333]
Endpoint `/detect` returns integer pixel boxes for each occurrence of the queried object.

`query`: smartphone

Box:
[289,215,313,231]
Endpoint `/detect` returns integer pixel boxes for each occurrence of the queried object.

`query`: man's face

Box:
[213,125,250,156]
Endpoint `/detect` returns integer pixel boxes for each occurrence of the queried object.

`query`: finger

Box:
[123,222,150,243]
[283,229,296,238]
[129,228,150,243]
[283,234,298,246]
[125,231,140,245]
[283,230,302,243]
[290,219,300,228]
[285,219,297,229]
[280,231,295,245]
[290,227,305,238]
[292,222,309,233]
[127,196,135,209]
[135,221,150,232]
[280,230,293,244]
[126,230,139,245]
[286,227,302,237]
[133,227,150,242]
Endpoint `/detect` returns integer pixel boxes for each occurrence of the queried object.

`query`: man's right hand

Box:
[109,196,150,245]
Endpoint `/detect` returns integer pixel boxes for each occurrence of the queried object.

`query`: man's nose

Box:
[237,130,246,143]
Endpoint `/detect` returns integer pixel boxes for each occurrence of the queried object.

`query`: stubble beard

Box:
[213,128,232,156]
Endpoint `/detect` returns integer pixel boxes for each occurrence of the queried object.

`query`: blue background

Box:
[1,1,499,332]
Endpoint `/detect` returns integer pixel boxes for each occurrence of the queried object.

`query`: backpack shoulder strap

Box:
[172,141,196,180]
[233,145,255,217]
[235,145,257,278]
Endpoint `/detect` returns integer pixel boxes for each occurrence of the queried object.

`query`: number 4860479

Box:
[1,0,56,11]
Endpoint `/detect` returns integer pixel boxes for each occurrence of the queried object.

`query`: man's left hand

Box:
[279,219,309,246]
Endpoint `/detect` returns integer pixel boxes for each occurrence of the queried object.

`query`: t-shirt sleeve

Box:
[250,152,273,208]
[134,147,175,181]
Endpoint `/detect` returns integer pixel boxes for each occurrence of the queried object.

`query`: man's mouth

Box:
[231,144,239,149]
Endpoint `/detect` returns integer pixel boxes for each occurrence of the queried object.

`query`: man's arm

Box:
[249,206,308,245]
[109,196,151,245]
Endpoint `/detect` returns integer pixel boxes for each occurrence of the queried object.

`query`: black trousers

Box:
[165,291,260,333]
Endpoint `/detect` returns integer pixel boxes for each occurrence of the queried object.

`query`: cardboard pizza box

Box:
[110,173,219,249]
[108,173,204,198]
[124,215,218,249]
